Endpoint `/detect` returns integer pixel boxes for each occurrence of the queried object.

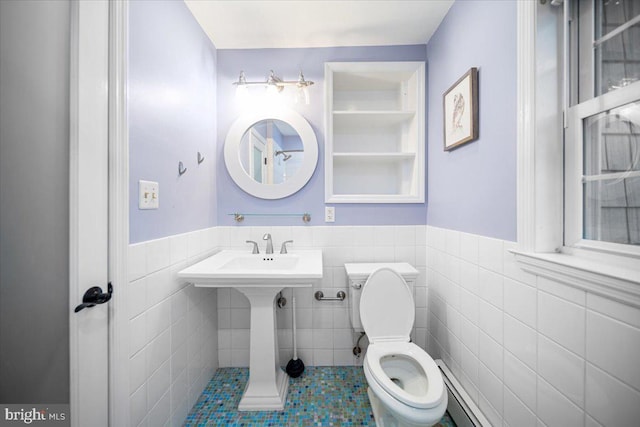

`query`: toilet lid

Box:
[360,267,415,343]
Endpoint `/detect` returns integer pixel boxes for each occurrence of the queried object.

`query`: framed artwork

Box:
[443,67,478,151]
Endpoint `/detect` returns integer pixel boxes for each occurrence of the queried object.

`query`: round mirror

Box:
[224,109,318,199]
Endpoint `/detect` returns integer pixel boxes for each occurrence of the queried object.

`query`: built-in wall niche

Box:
[325,62,425,203]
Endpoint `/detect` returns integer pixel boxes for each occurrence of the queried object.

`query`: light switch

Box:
[139,180,159,210]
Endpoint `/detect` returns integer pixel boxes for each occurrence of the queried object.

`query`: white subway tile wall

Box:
[426,225,640,427]
[216,225,427,368]
[127,227,219,427]
[127,224,640,427]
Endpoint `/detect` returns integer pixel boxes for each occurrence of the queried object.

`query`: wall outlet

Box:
[139,180,159,209]
[325,206,335,223]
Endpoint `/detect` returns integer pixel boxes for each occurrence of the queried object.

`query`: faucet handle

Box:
[246,240,259,254]
[280,240,293,254]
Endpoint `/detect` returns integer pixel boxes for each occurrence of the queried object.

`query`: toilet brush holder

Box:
[285,297,305,378]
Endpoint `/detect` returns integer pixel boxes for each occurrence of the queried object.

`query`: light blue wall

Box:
[426,0,517,241]
[129,0,217,243]
[217,46,427,226]
[129,1,517,238]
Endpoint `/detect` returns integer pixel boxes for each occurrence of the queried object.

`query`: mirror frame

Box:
[224,108,318,199]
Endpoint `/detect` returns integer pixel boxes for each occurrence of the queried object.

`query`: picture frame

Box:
[443,67,478,151]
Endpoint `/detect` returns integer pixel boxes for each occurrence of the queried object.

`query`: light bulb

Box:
[235,84,249,103]
[302,87,310,105]
[295,86,310,105]
[236,85,249,99]
[234,71,249,105]
[266,83,279,96]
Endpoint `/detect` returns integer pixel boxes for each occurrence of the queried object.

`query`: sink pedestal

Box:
[236,287,289,411]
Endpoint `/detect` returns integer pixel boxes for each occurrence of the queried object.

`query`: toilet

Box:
[346,263,447,427]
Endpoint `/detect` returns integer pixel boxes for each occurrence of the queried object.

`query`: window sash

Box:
[565,79,640,254]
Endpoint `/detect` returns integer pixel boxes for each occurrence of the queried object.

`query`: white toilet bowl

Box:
[360,267,447,427]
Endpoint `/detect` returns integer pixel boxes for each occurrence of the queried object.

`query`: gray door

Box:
[0,0,71,405]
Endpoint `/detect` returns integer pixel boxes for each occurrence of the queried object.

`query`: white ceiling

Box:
[184,0,454,49]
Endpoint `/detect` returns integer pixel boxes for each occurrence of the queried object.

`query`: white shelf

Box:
[328,194,423,203]
[332,152,416,160]
[325,62,425,203]
[333,110,416,115]
[333,111,415,128]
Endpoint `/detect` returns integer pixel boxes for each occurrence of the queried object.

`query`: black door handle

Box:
[74,283,113,313]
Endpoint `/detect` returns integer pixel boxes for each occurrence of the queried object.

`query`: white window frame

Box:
[565,82,640,255]
[565,0,640,255]
[514,0,640,308]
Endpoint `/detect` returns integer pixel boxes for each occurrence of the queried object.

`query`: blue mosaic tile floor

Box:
[184,366,457,427]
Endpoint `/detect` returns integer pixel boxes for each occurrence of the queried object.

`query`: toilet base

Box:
[368,387,390,427]
[367,387,446,427]
[367,388,425,427]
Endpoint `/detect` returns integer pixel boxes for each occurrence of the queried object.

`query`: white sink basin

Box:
[221,255,298,271]
[178,249,322,286]
[177,248,322,411]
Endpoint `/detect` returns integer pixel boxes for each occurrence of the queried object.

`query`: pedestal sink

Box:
[178,249,322,411]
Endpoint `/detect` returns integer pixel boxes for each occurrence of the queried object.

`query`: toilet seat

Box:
[360,268,414,343]
[365,342,445,409]
[360,267,446,417]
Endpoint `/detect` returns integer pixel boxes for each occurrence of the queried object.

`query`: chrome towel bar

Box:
[230,212,311,223]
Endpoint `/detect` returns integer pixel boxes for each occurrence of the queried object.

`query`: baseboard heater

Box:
[435,359,491,427]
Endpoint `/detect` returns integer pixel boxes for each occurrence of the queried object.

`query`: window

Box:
[566,0,640,250]
[513,0,640,299]
[594,0,640,97]
[582,103,640,244]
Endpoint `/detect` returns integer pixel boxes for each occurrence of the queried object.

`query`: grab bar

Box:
[314,290,346,302]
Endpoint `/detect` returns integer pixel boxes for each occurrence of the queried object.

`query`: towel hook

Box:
[178,161,187,176]
[197,152,205,164]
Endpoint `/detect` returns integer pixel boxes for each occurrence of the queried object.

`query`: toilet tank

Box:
[345,263,419,333]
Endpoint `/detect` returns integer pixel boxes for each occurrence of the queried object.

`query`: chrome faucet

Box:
[263,233,273,254]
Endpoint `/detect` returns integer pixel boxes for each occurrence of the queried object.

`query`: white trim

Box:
[108,1,130,426]
[324,63,334,204]
[68,3,79,421]
[69,1,110,425]
[564,93,582,246]
[512,250,640,308]
[516,0,537,252]
[572,240,640,259]
[517,1,565,254]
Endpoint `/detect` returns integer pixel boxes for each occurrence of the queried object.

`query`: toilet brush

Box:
[285,297,305,378]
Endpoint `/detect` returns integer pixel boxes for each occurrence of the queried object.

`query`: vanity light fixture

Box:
[233,70,314,104]
[235,71,249,101]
